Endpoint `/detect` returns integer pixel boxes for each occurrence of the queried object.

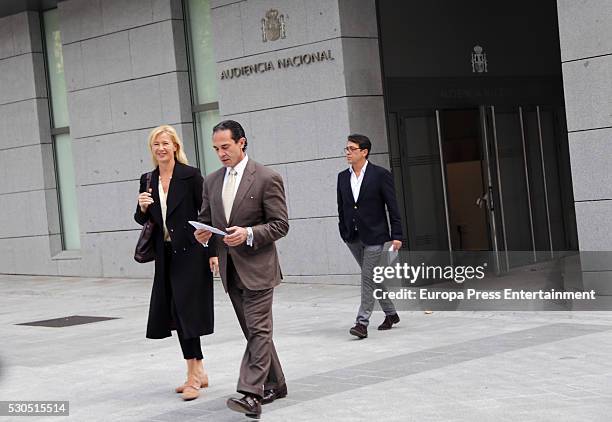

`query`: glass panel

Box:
[55,133,81,250]
[551,108,579,250]
[524,108,552,260]
[186,0,218,105]
[478,108,503,271]
[490,108,534,267]
[195,110,222,175]
[441,109,488,252]
[388,113,409,242]
[399,113,448,251]
[43,9,69,128]
[44,9,80,251]
[539,109,566,251]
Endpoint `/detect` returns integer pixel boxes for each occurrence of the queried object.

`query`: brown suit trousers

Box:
[227,255,285,397]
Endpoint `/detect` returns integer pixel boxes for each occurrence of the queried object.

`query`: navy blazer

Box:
[337,162,403,245]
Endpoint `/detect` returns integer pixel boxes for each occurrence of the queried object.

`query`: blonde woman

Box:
[134,125,215,401]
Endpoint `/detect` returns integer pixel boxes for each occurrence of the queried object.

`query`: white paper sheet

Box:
[188,221,228,236]
[388,244,398,264]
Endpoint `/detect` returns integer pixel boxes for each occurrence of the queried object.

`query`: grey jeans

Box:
[346,240,397,326]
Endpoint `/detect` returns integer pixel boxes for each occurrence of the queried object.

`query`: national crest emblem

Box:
[261,9,286,42]
[471,45,488,73]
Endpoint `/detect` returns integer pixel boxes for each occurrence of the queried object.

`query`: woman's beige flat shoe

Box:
[181,375,202,401]
[176,372,209,393]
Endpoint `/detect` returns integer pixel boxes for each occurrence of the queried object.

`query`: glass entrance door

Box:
[480,105,534,271]
[396,105,574,272]
[397,110,449,253]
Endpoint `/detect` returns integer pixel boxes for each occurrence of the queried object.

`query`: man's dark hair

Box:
[347,134,371,158]
[212,120,248,151]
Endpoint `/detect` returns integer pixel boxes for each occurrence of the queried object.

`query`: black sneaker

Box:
[377,313,400,330]
[349,323,368,338]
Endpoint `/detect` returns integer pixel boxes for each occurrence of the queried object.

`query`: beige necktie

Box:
[222,169,238,220]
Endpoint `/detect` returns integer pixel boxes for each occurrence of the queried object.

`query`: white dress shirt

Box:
[221,155,254,247]
[158,178,171,241]
[222,154,249,198]
[349,160,368,203]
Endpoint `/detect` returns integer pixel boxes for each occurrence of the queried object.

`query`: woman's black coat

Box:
[134,162,214,339]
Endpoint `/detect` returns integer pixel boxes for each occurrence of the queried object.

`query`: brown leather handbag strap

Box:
[145,171,152,191]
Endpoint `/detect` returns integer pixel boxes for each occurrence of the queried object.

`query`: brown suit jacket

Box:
[198,158,289,292]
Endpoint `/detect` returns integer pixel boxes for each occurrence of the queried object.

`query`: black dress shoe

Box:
[377,313,400,330]
[262,384,288,404]
[227,394,261,419]
[349,323,368,338]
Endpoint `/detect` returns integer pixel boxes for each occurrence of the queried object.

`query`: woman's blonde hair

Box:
[147,125,189,167]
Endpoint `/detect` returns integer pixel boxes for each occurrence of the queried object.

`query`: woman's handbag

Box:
[134,172,156,263]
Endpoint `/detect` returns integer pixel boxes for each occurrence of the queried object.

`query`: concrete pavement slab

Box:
[1,274,612,421]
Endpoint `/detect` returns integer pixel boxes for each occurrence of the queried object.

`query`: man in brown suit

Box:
[195,120,288,419]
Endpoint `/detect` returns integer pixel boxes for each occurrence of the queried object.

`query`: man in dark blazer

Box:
[337,134,403,339]
[195,120,288,419]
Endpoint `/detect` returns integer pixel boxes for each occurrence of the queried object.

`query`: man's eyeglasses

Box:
[343,146,362,154]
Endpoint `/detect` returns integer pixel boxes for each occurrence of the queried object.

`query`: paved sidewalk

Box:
[1,274,612,421]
